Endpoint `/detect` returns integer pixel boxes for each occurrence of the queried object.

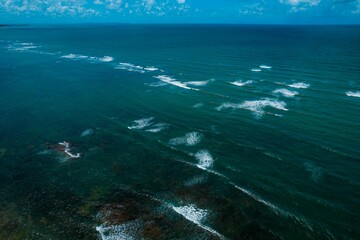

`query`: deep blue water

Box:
[0,24,359,240]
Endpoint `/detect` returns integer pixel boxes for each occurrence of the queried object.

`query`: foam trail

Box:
[288,82,310,89]
[251,68,262,72]
[346,91,360,97]
[230,80,253,87]
[61,54,88,59]
[128,117,154,130]
[171,205,225,239]
[154,75,198,90]
[259,65,272,69]
[216,98,288,118]
[145,123,169,133]
[195,150,214,169]
[273,88,299,98]
[169,132,202,146]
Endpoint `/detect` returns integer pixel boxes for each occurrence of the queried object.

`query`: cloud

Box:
[177,0,186,3]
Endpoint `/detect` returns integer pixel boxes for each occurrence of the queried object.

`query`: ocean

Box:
[0,24,359,240]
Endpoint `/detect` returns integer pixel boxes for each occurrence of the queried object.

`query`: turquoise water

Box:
[0,25,359,239]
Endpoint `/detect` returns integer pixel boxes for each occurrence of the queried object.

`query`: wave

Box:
[96,220,141,240]
[115,62,145,73]
[216,98,288,118]
[230,80,253,87]
[145,123,169,133]
[128,117,154,130]
[259,65,272,69]
[154,75,198,90]
[250,68,262,72]
[346,91,360,97]
[185,81,209,86]
[273,88,299,98]
[304,162,323,182]
[144,67,158,71]
[195,150,214,169]
[169,132,202,146]
[80,128,94,137]
[193,103,204,108]
[99,56,114,62]
[288,82,310,89]
[171,204,225,239]
[61,54,88,59]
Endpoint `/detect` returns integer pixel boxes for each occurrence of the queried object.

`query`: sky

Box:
[0,0,359,24]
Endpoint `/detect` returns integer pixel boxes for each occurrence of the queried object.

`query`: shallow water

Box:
[0,24,359,240]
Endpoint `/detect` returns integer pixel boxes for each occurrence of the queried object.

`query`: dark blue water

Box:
[0,25,359,239]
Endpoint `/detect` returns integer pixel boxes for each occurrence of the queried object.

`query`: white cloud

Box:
[177,0,186,4]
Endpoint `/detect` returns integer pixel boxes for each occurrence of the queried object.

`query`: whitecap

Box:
[251,68,262,72]
[144,67,158,71]
[259,65,272,69]
[96,220,141,240]
[145,123,169,133]
[185,81,209,86]
[172,205,224,239]
[230,80,253,87]
[304,162,323,182]
[154,75,198,90]
[346,91,360,97]
[81,128,94,137]
[61,54,88,59]
[128,117,154,130]
[193,103,204,108]
[99,56,114,62]
[195,150,214,169]
[288,82,310,89]
[169,132,202,146]
[216,98,288,118]
[115,62,145,73]
[273,88,298,98]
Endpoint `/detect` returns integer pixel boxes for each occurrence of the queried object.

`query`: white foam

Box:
[230,182,285,215]
[184,175,207,187]
[61,54,88,59]
[273,88,299,98]
[58,141,81,159]
[147,81,168,87]
[115,62,145,73]
[145,123,169,133]
[171,204,224,239]
[96,221,141,240]
[251,68,262,72]
[230,80,253,87]
[185,81,209,86]
[259,65,272,69]
[216,98,288,118]
[154,75,198,90]
[193,103,204,108]
[81,128,94,137]
[195,150,214,169]
[144,67,158,71]
[128,117,154,130]
[346,91,360,97]
[288,82,310,89]
[169,132,202,146]
[304,162,322,182]
[99,56,114,62]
